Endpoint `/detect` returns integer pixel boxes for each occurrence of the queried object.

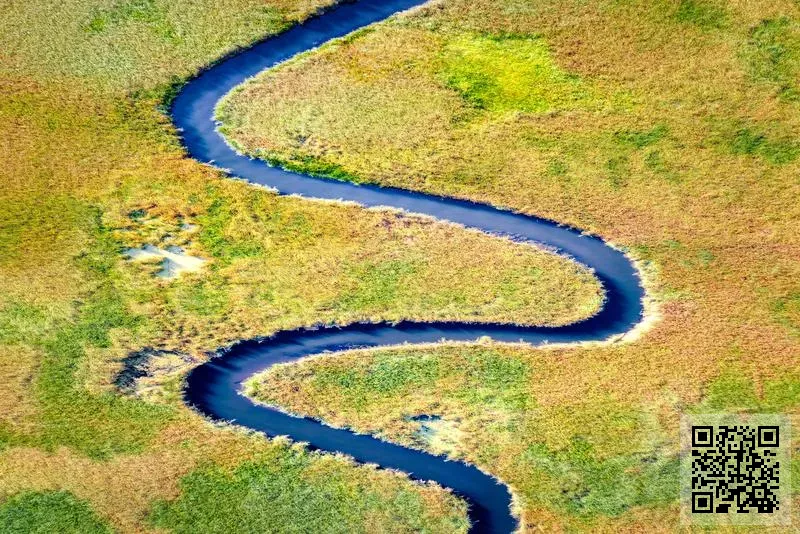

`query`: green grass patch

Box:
[0,201,171,457]
[2,0,296,90]
[451,351,530,410]
[743,17,800,100]
[602,124,672,187]
[771,291,800,337]
[149,448,468,533]
[262,151,364,184]
[174,278,229,317]
[86,0,179,44]
[546,159,569,177]
[196,191,265,262]
[520,438,679,518]
[613,124,668,149]
[0,302,55,346]
[252,347,532,416]
[317,348,528,402]
[34,329,170,460]
[330,355,441,395]
[605,155,630,189]
[696,249,714,266]
[698,368,760,411]
[727,126,799,164]
[438,34,593,113]
[643,150,677,181]
[694,366,800,412]
[332,259,422,311]
[250,344,678,521]
[672,0,727,30]
[0,491,112,534]
[32,207,171,458]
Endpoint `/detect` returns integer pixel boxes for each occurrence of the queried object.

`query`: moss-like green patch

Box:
[86,0,179,44]
[0,491,112,534]
[174,278,229,317]
[727,126,799,164]
[743,17,800,100]
[613,124,669,149]
[196,190,266,262]
[605,155,630,189]
[32,206,172,458]
[672,0,727,30]
[438,34,593,113]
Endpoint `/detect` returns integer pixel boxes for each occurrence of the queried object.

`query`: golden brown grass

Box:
[0,0,612,531]
[227,0,800,530]
[0,80,480,530]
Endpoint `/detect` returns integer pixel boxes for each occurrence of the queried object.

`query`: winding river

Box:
[173,0,645,531]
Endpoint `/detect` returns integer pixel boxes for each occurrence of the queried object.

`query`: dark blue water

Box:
[174,1,645,531]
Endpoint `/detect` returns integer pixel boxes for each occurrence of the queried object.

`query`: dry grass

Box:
[0,0,607,531]
[0,0,340,92]
[225,0,800,530]
[5,0,799,530]
[0,421,468,533]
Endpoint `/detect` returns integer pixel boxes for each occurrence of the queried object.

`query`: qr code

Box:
[682,414,791,526]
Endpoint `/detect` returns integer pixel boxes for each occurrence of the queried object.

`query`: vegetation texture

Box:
[224,0,800,530]
[150,445,468,534]
[0,491,112,534]
[0,0,611,532]
[3,0,799,531]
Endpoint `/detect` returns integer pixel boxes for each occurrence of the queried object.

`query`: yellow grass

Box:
[0,0,610,531]
[227,0,800,529]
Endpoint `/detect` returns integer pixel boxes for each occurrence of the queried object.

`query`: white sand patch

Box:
[124,244,206,279]
[412,415,464,457]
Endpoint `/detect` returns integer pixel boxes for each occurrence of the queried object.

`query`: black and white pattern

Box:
[691,425,781,514]
[682,414,791,526]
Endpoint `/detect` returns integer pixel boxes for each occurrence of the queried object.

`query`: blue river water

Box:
[173,1,645,531]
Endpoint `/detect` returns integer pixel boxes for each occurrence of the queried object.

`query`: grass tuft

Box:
[86,0,180,44]
[262,151,364,184]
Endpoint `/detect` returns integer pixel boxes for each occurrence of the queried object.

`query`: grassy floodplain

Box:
[0,0,611,532]
[223,0,800,530]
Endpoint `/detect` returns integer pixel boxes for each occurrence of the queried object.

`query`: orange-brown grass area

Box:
[0,0,612,531]
[223,0,800,530]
